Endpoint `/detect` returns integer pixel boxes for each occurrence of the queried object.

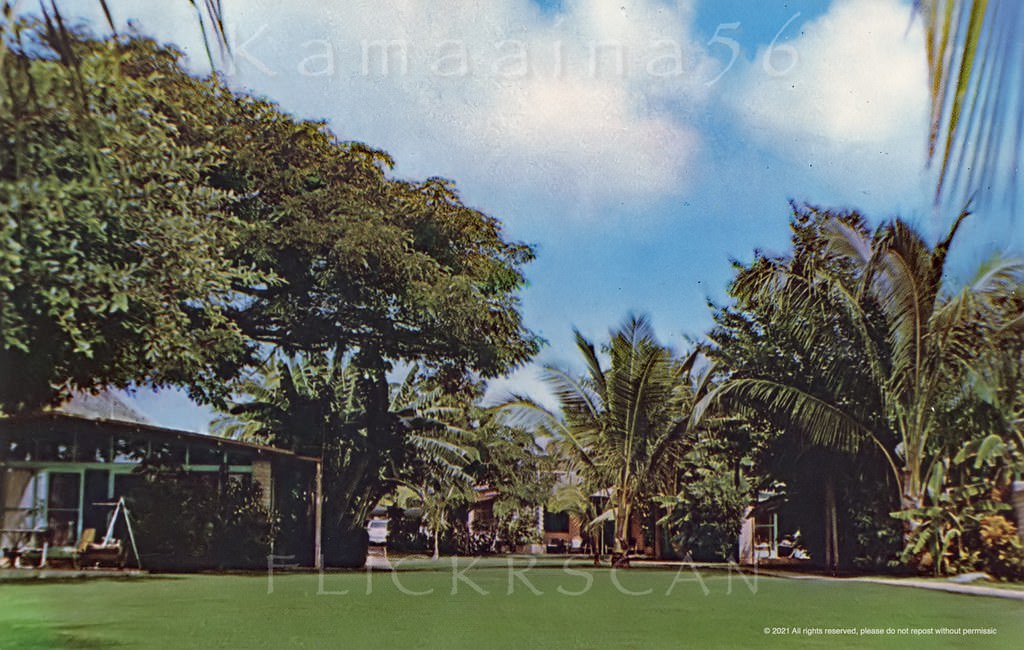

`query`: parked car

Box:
[366,519,389,545]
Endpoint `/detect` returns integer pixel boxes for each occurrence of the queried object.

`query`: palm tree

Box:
[500,315,703,564]
[697,209,1023,521]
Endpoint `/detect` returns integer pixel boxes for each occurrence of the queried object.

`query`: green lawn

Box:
[1,558,1021,648]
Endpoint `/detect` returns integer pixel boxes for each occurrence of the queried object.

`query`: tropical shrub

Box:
[976,515,1024,580]
[846,486,904,571]
[384,505,429,553]
[892,482,1007,576]
[493,502,542,551]
[452,519,497,556]
[128,466,274,571]
[659,469,748,562]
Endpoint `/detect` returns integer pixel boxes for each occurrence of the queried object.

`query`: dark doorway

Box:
[83,469,112,535]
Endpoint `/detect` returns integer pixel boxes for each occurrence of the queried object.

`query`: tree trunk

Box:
[900,466,923,543]
[824,476,839,574]
[432,529,440,561]
[613,493,632,568]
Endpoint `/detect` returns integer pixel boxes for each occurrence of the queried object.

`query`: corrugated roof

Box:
[56,390,152,424]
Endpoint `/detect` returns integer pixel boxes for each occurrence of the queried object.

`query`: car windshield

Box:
[368,521,386,528]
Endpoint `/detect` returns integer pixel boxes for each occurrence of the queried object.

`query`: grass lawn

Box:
[1,558,1021,648]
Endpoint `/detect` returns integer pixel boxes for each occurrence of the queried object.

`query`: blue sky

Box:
[58,0,1023,430]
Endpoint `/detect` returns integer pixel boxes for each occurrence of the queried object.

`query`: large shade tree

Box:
[0,20,259,412]
[1,27,539,412]
[115,32,541,394]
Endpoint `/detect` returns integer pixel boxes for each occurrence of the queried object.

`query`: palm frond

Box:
[921,0,1024,212]
[574,328,607,397]
[493,396,599,468]
[547,483,597,524]
[541,365,603,425]
[407,433,478,475]
[700,378,869,451]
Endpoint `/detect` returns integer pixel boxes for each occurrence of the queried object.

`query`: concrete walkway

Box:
[365,546,392,570]
[844,576,1024,601]
[0,568,146,582]
[631,560,1024,601]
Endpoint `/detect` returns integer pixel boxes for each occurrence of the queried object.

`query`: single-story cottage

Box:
[1,401,322,569]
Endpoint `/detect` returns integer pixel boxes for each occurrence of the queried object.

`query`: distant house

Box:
[0,394,322,568]
[737,492,783,564]
[1016,482,1024,543]
[466,485,501,535]
[540,483,654,557]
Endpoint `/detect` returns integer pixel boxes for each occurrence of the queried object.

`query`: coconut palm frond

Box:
[492,395,588,451]
[730,256,797,308]
[547,483,597,523]
[541,364,603,424]
[574,328,607,397]
[702,378,870,452]
[823,217,873,276]
[965,255,1024,298]
[920,0,1024,211]
[930,255,1023,376]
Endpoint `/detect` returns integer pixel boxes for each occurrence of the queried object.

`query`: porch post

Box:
[314,460,323,570]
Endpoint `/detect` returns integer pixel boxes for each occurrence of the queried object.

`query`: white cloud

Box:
[465,77,698,198]
[76,1,711,218]
[483,365,559,411]
[728,0,932,200]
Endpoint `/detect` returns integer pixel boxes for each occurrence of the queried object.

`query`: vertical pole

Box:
[76,470,85,544]
[830,495,839,572]
[824,477,838,573]
[103,499,120,545]
[120,498,142,570]
[772,512,778,558]
[314,461,323,571]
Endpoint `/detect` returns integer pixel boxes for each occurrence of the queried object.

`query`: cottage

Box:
[0,399,322,569]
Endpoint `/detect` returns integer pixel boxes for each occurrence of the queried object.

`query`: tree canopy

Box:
[0,22,258,412]
[700,204,1024,568]
[0,25,539,412]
